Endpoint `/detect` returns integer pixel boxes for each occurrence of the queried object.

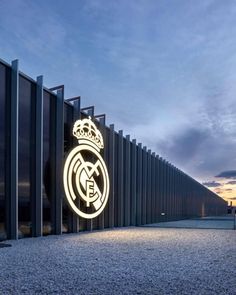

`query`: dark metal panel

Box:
[172,165,175,219]
[67,98,80,233]
[186,175,189,218]
[86,218,93,231]
[136,143,142,226]
[151,152,156,223]
[0,63,7,240]
[173,166,176,219]
[159,158,163,221]
[172,167,177,220]
[108,124,115,228]
[113,132,119,227]
[49,93,56,232]
[168,164,172,220]
[180,172,184,218]
[178,170,181,219]
[124,135,131,226]
[66,96,81,103]
[72,98,81,119]
[155,156,160,222]
[187,177,192,217]
[146,150,152,224]
[98,116,106,230]
[154,156,159,222]
[156,155,161,222]
[180,174,186,218]
[181,172,184,218]
[31,76,43,237]
[161,158,166,221]
[176,169,179,219]
[169,164,172,219]
[55,88,64,234]
[176,168,179,220]
[164,161,168,221]
[18,75,32,237]
[130,139,137,226]
[154,153,157,223]
[81,106,94,117]
[178,169,181,219]
[171,166,174,220]
[141,147,147,225]
[51,88,64,235]
[95,114,106,125]
[163,159,168,221]
[117,130,124,227]
[166,162,170,221]
[6,60,19,240]
[103,127,110,228]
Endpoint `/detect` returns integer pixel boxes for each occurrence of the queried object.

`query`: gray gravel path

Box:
[0,227,235,295]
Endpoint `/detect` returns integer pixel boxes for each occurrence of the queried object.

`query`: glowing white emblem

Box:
[63,117,109,219]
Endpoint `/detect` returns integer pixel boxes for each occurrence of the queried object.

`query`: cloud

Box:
[215,170,236,179]
[154,117,235,181]
[1,0,236,186]
[156,128,209,165]
[202,181,221,187]
[227,180,236,185]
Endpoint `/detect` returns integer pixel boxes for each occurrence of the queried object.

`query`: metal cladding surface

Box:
[0,57,227,240]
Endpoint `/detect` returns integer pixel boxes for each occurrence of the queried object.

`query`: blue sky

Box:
[0,0,236,204]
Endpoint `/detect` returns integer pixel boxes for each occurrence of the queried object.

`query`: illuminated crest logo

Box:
[63,117,109,219]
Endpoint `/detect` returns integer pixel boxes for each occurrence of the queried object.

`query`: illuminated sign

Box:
[63,117,109,219]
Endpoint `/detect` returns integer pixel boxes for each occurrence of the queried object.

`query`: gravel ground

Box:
[0,227,235,295]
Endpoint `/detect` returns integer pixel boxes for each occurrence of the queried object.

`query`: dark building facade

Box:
[0,58,227,241]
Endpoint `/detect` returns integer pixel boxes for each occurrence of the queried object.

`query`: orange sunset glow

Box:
[204,179,236,206]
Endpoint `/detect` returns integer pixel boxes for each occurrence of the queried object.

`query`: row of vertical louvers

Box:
[0,58,227,240]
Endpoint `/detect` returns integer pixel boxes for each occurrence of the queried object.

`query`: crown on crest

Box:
[73,117,104,150]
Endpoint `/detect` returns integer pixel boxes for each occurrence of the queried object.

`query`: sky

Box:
[0,0,235,205]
